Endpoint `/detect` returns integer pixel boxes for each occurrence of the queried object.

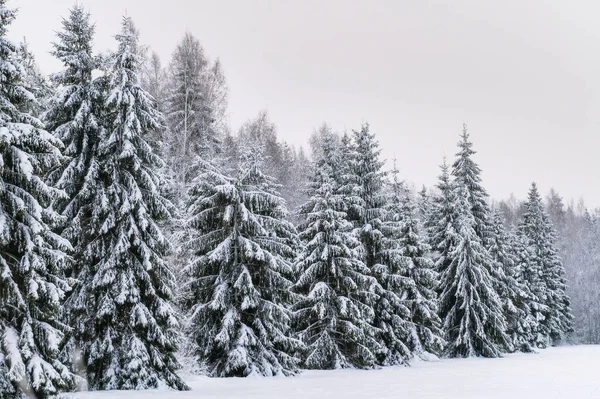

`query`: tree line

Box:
[0,3,591,397]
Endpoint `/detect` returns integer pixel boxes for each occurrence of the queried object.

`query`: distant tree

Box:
[237,111,282,177]
[165,32,220,202]
[545,188,566,235]
[517,183,573,347]
[17,39,52,117]
[204,58,228,136]
[140,51,168,154]
[488,210,536,353]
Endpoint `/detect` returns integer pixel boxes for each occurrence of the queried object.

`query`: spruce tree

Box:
[517,183,573,347]
[375,164,444,363]
[488,209,536,352]
[184,149,301,377]
[17,39,52,118]
[0,2,77,396]
[345,124,432,365]
[346,124,387,264]
[393,187,445,358]
[425,158,453,258]
[451,125,492,244]
[294,132,381,369]
[44,7,102,369]
[436,128,509,357]
[69,17,187,390]
[438,184,509,357]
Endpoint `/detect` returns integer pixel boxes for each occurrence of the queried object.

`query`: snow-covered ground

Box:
[61,345,599,399]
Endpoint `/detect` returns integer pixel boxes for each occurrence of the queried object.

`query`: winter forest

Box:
[0,1,599,398]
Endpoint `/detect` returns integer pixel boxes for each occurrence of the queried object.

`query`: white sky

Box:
[9,0,600,209]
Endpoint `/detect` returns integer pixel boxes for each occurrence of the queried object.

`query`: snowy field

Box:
[61,345,599,399]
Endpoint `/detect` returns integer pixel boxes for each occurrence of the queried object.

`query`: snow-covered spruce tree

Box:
[69,17,187,390]
[488,209,536,353]
[184,148,301,377]
[346,124,387,265]
[294,132,381,369]
[44,6,102,367]
[368,160,414,366]
[385,169,445,358]
[451,125,493,244]
[517,183,573,347]
[17,39,53,118]
[337,130,361,221]
[424,158,452,259]
[438,183,509,357]
[416,185,431,236]
[0,2,78,396]
[345,124,431,365]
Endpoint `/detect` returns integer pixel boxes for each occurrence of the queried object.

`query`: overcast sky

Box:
[9,0,600,208]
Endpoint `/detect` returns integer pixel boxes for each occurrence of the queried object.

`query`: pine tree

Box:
[393,187,445,358]
[346,124,387,265]
[345,124,434,365]
[294,132,381,369]
[438,184,509,357]
[451,125,492,244]
[44,7,102,364]
[17,39,52,118]
[436,128,509,357]
[0,2,77,396]
[374,164,444,363]
[69,17,187,390]
[488,209,536,352]
[517,183,573,347]
[184,148,301,377]
[416,185,431,234]
[425,158,453,258]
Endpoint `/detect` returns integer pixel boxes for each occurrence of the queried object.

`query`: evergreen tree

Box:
[346,124,387,265]
[376,165,444,362]
[425,158,452,258]
[394,189,445,357]
[294,132,381,369]
[345,124,431,365]
[451,125,492,244]
[517,183,573,346]
[0,2,77,396]
[69,17,187,390]
[436,128,509,357]
[416,185,431,234]
[44,4,103,374]
[184,149,301,377]
[488,209,536,352]
[140,51,167,156]
[438,184,509,357]
[17,39,52,118]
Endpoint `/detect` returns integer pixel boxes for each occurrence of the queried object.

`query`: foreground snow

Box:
[61,345,599,399]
